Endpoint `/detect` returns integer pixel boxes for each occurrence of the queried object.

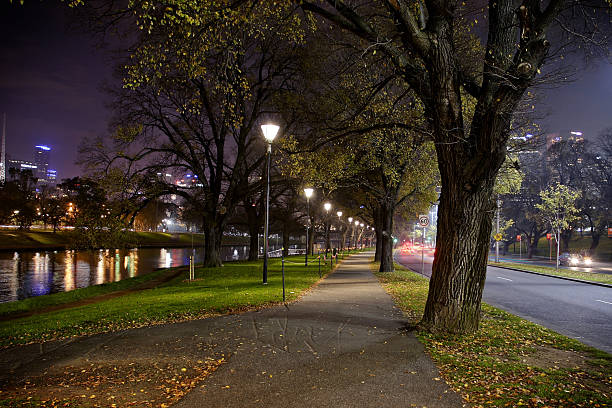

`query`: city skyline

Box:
[1,1,611,181]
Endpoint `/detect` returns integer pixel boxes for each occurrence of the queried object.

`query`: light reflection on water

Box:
[0,246,249,303]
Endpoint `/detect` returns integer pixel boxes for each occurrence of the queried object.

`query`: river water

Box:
[0,246,251,303]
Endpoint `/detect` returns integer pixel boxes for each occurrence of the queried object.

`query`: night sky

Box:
[1,1,611,180]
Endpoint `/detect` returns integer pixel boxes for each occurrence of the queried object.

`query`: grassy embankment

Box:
[376,264,611,407]
[0,267,176,317]
[0,230,249,251]
[490,261,612,285]
[0,251,352,347]
[506,235,612,261]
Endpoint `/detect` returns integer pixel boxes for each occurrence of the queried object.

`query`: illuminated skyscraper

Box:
[34,145,51,182]
[1,113,5,184]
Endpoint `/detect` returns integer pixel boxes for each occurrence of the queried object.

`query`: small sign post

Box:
[516,235,522,259]
[418,215,430,228]
[418,215,429,274]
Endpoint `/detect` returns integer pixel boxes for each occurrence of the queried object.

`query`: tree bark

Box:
[245,203,261,261]
[203,220,223,267]
[282,228,290,257]
[375,228,382,261]
[561,229,572,252]
[378,202,394,272]
[527,235,538,259]
[422,180,496,333]
[589,233,600,255]
[373,207,382,262]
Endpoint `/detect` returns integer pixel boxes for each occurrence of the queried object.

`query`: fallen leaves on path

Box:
[1,357,225,407]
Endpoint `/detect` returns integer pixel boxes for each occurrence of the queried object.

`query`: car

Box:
[559,252,593,267]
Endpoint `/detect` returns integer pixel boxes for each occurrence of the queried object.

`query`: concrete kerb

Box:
[394,249,612,289]
[488,263,612,289]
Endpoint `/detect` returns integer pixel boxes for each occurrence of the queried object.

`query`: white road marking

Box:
[496,277,513,282]
[595,299,612,306]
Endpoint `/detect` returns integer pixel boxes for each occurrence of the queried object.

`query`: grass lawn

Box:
[490,261,612,285]
[0,267,176,318]
[376,264,612,408]
[0,254,338,348]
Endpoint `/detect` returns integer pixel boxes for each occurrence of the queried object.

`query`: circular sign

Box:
[418,215,429,227]
[494,233,502,241]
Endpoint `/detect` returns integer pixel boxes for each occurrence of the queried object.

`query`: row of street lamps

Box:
[259,123,373,285]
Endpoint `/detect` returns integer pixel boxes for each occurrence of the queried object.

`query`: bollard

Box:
[318,253,321,278]
[189,255,194,281]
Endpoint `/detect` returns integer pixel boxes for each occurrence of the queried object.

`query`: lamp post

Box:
[347,217,353,248]
[359,222,364,248]
[261,123,279,284]
[336,211,342,249]
[495,197,500,263]
[304,187,314,266]
[324,202,331,255]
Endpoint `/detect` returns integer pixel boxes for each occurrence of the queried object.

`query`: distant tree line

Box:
[500,130,611,258]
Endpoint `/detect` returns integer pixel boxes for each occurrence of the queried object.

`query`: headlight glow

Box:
[584,257,592,266]
[570,257,579,265]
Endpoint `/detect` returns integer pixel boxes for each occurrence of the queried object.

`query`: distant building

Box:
[7,158,38,174]
[47,169,57,183]
[34,145,51,182]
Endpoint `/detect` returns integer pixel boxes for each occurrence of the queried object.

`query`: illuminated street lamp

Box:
[348,217,353,247]
[359,222,364,248]
[261,123,279,284]
[323,202,331,254]
[304,187,314,266]
[336,211,343,249]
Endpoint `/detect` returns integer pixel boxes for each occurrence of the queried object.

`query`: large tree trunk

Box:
[248,231,259,261]
[203,220,223,267]
[527,234,538,259]
[379,202,394,272]
[422,180,496,333]
[282,227,290,257]
[245,205,261,261]
[340,226,347,251]
[420,26,502,332]
[375,228,382,261]
[561,229,572,252]
[373,207,382,262]
[589,232,600,255]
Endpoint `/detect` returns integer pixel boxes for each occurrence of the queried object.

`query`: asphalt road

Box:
[395,251,612,354]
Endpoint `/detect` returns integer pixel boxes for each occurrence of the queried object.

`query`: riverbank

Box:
[0,230,249,251]
[0,251,348,347]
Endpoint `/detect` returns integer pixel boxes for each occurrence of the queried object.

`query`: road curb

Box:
[488,264,612,289]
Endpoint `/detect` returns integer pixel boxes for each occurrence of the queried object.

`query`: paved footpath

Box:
[1,252,461,407]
